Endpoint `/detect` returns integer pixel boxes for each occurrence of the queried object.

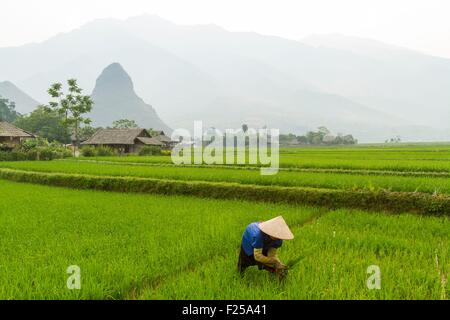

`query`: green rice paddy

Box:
[1,144,449,299]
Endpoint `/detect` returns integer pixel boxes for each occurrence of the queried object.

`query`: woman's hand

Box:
[275,261,287,270]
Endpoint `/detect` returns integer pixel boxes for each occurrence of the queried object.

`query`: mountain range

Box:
[1,14,449,142]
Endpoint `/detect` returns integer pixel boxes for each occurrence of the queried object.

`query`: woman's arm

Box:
[267,248,279,259]
[253,248,278,267]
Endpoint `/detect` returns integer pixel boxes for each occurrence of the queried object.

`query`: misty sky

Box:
[2,0,450,59]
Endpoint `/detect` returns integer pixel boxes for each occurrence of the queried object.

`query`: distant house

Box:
[153,131,177,149]
[0,121,36,150]
[81,128,164,154]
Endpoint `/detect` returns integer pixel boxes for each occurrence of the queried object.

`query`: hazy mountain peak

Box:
[0,80,40,114]
[90,63,171,132]
[92,62,134,95]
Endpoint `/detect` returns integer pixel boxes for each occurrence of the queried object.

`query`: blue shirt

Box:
[241,222,283,256]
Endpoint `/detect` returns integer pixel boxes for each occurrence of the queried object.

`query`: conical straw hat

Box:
[258,216,294,240]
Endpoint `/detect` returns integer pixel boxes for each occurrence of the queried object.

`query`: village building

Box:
[81,128,165,154]
[0,121,36,150]
[152,130,178,149]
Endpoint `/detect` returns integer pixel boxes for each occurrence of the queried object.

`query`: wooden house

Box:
[81,128,164,154]
[153,130,177,149]
[0,121,36,150]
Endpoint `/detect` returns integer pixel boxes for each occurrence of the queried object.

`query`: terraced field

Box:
[1,160,449,194]
[1,144,449,299]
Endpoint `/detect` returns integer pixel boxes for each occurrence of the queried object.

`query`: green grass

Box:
[0,179,448,299]
[79,144,450,172]
[142,210,450,299]
[0,179,319,299]
[2,144,450,299]
[1,160,450,195]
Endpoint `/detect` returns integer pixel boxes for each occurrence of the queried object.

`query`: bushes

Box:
[81,146,116,157]
[96,146,116,157]
[139,146,162,156]
[81,146,97,157]
[0,138,72,162]
[161,149,171,156]
[38,147,72,161]
[81,145,163,157]
[1,168,449,216]
[0,151,28,161]
[0,146,71,161]
[35,145,72,160]
[20,138,47,151]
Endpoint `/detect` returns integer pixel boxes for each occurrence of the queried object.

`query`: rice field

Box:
[1,144,449,299]
[83,145,450,172]
[0,180,449,299]
[0,160,449,194]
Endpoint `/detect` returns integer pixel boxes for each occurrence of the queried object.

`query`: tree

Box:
[317,126,330,141]
[148,128,162,136]
[242,124,248,133]
[306,131,323,145]
[112,119,138,129]
[386,136,401,144]
[335,134,345,145]
[317,126,330,135]
[0,96,19,122]
[343,134,357,145]
[279,133,298,145]
[297,135,308,144]
[47,79,93,154]
[14,106,71,143]
[78,125,98,142]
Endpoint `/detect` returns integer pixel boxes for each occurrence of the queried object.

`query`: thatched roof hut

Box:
[81,128,163,154]
[153,130,177,147]
[0,121,35,138]
[0,121,36,149]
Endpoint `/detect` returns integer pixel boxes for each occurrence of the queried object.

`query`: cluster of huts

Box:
[0,120,175,154]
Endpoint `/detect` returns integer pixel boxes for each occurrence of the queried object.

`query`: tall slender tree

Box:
[47,79,93,155]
